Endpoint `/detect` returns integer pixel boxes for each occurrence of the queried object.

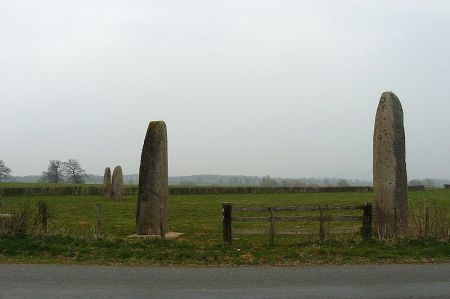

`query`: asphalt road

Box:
[0,263,449,298]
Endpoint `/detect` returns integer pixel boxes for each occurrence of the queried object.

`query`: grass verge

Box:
[1,190,449,266]
[1,234,448,266]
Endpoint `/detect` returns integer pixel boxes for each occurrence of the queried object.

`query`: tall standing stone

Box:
[103,167,112,197]
[111,166,124,200]
[137,121,168,235]
[373,91,408,236]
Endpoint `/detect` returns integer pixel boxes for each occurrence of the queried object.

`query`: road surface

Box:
[0,263,449,298]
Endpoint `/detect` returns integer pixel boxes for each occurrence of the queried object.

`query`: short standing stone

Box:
[103,167,112,197]
[111,166,124,200]
[137,121,168,235]
[373,91,408,236]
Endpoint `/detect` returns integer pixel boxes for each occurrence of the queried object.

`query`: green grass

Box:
[1,190,449,266]
[1,235,448,266]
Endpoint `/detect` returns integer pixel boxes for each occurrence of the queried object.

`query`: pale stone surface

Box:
[137,121,168,235]
[128,232,183,239]
[103,167,112,197]
[373,91,408,235]
[111,166,124,200]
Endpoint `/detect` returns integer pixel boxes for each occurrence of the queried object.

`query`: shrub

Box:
[408,203,449,241]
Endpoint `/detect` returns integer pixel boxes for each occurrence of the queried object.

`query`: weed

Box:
[408,203,449,241]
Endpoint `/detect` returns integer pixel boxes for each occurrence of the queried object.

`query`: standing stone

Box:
[373,91,408,236]
[111,166,124,200]
[103,167,112,197]
[137,121,168,235]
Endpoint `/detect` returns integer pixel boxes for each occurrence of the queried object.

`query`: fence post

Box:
[319,206,326,241]
[37,201,48,233]
[424,207,429,240]
[394,207,398,238]
[269,207,275,245]
[160,205,165,239]
[95,202,103,238]
[223,203,232,245]
[362,202,372,241]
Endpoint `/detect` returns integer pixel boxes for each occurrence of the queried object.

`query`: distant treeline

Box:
[0,185,430,197]
[408,178,450,188]
[9,174,372,187]
[6,174,449,188]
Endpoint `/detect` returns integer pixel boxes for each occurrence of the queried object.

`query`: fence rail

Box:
[234,204,365,212]
[222,202,372,245]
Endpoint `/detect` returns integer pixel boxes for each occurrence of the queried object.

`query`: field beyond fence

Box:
[0,184,426,197]
[0,188,449,266]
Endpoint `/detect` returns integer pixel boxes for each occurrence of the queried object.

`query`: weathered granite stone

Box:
[111,166,123,200]
[103,167,112,197]
[373,91,408,236]
[137,121,168,235]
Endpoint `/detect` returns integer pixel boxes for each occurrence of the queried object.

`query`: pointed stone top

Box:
[113,165,122,174]
[145,121,167,142]
[382,91,397,96]
[380,91,402,107]
[149,121,166,129]
[377,91,404,120]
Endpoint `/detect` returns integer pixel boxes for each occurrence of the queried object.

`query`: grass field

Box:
[1,189,449,266]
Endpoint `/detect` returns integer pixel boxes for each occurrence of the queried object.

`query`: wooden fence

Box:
[222,202,372,245]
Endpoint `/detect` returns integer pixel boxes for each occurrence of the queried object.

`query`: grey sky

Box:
[1,0,449,180]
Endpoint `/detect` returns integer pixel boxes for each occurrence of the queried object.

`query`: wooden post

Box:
[160,205,165,239]
[269,207,275,245]
[362,202,372,241]
[95,202,103,238]
[222,203,232,245]
[37,201,48,233]
[424,207,429,240]
[394,207,398,238]
[319,206,325,242]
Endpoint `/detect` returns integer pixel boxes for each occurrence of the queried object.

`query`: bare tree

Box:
[280,179,290,187]
[42,160,65,183]
[0,160,12,181]
[336,179,350,187]
[62,159,87,184]
[293,180,308,187]
[260,175,279,187]
[408,179,423,186]
[422,179,437,189]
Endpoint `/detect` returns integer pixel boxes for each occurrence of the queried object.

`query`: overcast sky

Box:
[1,0,449,180]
